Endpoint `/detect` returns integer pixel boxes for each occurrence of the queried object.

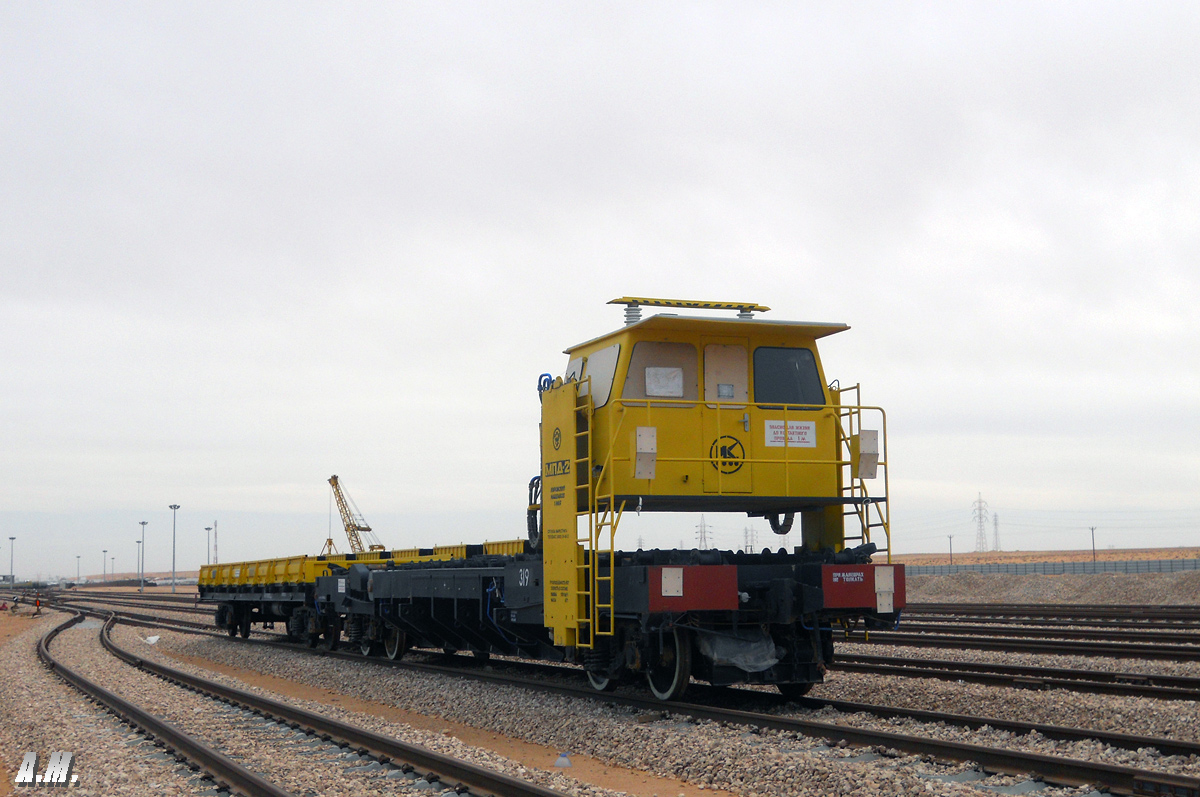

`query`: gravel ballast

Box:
[131,624,1116,797]
[0,613,208,796]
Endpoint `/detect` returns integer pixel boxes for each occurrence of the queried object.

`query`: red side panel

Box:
[648,565,739,612]
[822,564,906,610]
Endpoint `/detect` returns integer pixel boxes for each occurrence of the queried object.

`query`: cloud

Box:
[1,3,1197,575]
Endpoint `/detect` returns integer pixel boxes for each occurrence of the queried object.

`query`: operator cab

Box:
[538,296,886,555]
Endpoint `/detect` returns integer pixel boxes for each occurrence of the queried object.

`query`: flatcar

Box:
[200,297,905,700]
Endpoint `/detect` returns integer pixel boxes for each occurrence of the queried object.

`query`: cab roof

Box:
[564,313,850,355]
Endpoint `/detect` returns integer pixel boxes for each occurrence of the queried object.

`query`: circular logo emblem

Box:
[709,435,745,474]
[552,427,562,451]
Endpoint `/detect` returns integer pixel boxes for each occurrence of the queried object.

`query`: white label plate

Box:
[661,567,684,597]
[765,420,816,447]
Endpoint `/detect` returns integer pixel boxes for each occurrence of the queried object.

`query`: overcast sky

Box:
[2,3,1198,580]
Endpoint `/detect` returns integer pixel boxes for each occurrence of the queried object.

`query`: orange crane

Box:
[322,475,385,555]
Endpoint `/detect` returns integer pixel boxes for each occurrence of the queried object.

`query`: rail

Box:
[37,613,295,797]
[243,634,1199,796]
[48,600,1200,796]
[844,628,1200,660]
[833,653,1200,701]
[99,617,569,797]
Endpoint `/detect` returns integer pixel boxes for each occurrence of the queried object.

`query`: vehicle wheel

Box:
[238,611,251,639]
[384,627,406,661]
[777,682,814,701]
[306,628,320,648]
[587,670,617,692]
[360,638,375,656]
[646,628,691,701]
[226,618,238,638]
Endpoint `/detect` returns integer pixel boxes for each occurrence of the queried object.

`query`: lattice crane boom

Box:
[328,475,385,554]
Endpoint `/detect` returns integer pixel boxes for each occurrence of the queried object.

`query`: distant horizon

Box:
[22,542,1198,584]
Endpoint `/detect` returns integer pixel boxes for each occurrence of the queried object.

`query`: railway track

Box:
[892,619,1200,645]
[64,588,200,604]
[909,602,1200,621]
[97,617,568,797]
[55,595,211,618]
[238,631,1200,795]
[845,628,1200,660]
[38,613,295,797]
[833,652,1200,700]
[903,612,1200,632]
[53,601,1200,796]
[40,610,569,797]
[45,592,1200,700]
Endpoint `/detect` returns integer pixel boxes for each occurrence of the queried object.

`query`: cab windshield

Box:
[753,347,825,406]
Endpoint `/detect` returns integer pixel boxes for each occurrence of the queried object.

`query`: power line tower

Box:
[696,515,709,550]
[742,525,758,553]
[992,513,1000,552]
[636,535,645,550]
[972,492,989,553]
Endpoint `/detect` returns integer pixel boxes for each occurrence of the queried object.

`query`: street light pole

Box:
[102,549,107,582]
[8,537,14,589]
[135,540,142,589]
[1090,526,1097,564]
[947,534,954,567]
[76,555,80,584]
[139,521,148,592]
[205,527,212,566]
[169,505,180,593]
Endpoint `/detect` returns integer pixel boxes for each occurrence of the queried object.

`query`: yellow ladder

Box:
[572,388,594,647]
[589,485,620,643]
[570,387,619,648]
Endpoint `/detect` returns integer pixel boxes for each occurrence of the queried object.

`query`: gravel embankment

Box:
[0,613,207,796]
[131,625,1111,797]
[907,571,1200,605]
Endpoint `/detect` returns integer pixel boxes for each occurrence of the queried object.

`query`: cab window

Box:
[621,341,698,402]
[580,344,620,408]
[564,356,583,384]
[753,347,825,406]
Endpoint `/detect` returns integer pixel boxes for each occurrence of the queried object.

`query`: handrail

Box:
[601,395,891,559]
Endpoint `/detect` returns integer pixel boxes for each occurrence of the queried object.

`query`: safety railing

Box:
[833,384,891,561]
[601,394,890,560]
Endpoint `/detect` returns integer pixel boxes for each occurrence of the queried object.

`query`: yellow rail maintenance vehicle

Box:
[200,297,905,701]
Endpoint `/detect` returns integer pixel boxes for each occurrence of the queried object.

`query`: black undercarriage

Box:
[201,544,898,701]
